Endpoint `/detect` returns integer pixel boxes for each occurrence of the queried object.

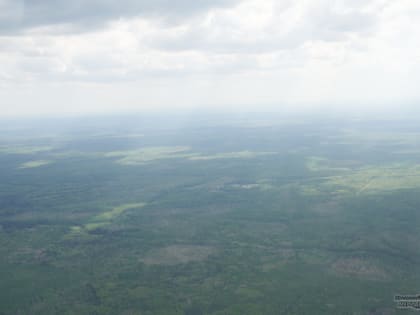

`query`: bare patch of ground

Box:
[330,257,388,280]
[140,245,216,265]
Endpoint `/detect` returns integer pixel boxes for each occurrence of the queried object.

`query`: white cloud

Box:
[1,0,420,116]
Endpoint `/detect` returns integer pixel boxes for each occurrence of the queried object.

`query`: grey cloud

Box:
[310,5,375,33]
[145,1,378,54]
[0,0,239,34]
[18,56,61,74]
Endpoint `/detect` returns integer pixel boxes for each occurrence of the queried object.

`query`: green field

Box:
[1,114,420,314]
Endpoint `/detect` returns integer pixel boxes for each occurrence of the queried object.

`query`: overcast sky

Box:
[0,0,419,116]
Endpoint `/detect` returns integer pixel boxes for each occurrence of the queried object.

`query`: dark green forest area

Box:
[1,114,420,314]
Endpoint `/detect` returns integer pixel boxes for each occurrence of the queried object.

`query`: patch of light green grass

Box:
[93,203,146,221]
[0,146,54,155]
[302,163,420,196]
[69,226,83,233]
[18,160,53,169]
[105,146,195,165]
[105,146,276,165]
[51,151,102,158]
[189,151,276,161]
[67,203,146,236]
[105,147,276,165]
[306,156,352,172]
[329,130,420,146]
[84,222,109,231]
[75,203,146,233]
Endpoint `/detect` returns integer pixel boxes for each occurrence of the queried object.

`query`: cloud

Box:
[147,0,378,54]
[0,0,382,83]
[1,0,420,116]
[0,0,239,34]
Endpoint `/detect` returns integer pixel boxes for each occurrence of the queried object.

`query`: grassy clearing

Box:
[230,180,275,191]
[70,203,146,233]
[51,151,102,158]
[93,203,146,221]
[105,146,195,165]
[327,164,420,194]
[189,151,276,161]
[0,146,54,155]
[305,156,352,172]
[105,147,276,165]
[18,160,53,169]
[303,163,420,195]
[328,130,420,146]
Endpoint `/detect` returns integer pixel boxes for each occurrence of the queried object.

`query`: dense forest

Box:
[1,114,419,314]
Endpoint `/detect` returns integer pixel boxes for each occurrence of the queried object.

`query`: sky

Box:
[0,0,420,116]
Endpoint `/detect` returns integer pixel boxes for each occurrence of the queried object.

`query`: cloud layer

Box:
[1,0,420,116]
[0,0,239,32]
